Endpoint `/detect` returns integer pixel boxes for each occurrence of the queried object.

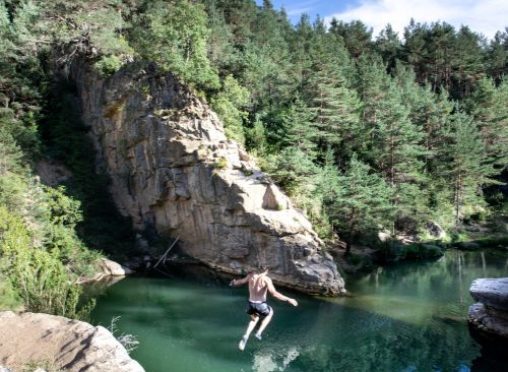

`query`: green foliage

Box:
[262,148,333,237]
[439,111,497,225]
[197,1,507,244]
[210,75,249,144]
[131,0,219,89]
[94,54,125,76]
[0,206,91,318]
[382,242,444,261]
[0,0,506,269]
[0,275,21,310]
[324,155,393,249]
[45,185,82,227]
[37,0,134,62]
[213,157,228,170]
[42,81,136,258]
[464,77,508,167]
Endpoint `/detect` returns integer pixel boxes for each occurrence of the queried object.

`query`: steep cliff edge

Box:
[71,62,345,295]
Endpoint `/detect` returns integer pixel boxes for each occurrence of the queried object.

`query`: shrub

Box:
[0,206,91,318]
[213,157,228,170]
[94,55,125,76]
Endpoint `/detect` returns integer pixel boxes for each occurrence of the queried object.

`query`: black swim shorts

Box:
[246,301,272,318]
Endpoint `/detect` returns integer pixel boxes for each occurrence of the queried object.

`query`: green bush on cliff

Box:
[95,54,125,76]
[210,75,250,144]
[130,0,220,89]
[0,206,91,318]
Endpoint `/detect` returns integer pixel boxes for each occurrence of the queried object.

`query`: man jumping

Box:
[229,266,298,351]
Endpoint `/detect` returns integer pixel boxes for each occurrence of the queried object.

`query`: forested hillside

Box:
[0,0,507,315]
[198,0,508,250]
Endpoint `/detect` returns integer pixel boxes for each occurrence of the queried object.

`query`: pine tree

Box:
[329,19,373,59]
[486,29,508,84]
[440,111,497,225]
[132,0,219,88]
[203,0,236,75]
[375,24,402,73]
[394,64,453,174]
[303,27,361,162]
[465,77,508,168]
[278,97,317,157]
[321,154,393,253]
[356,56,427,227]
[452,26,485,98]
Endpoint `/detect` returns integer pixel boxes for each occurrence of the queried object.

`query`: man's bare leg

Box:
[255,309,273,340]
[239,315,259,351]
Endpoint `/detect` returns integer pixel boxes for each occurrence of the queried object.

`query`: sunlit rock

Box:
[70,62,345,295]
[0,311,144,372]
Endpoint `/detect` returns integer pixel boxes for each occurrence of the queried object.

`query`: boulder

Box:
[98,258,134,277]
[262,184,289,210]
[425,221,446,239]
[468,303,508,339]
[70,61,345,295]
[0,311,144,372]
[468,277,508,344]
[470,278,508,311]
[78,258,134,284]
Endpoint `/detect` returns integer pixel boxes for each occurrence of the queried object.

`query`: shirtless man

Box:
[229,266,298,351]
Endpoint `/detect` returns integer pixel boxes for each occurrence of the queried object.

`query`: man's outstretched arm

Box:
[229,273,251,287]
[266,278,298,306]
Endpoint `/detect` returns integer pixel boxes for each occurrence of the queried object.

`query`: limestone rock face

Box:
[468,278,508,342]
[71,62,345,295]
[0,311,144,372]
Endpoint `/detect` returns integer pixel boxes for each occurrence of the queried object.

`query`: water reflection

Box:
[253,346,300,372]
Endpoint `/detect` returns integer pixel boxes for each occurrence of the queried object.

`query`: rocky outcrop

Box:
[70,62,344,295]
[78,258,134,284]
[0,311,144,372]
[468,278,508,342]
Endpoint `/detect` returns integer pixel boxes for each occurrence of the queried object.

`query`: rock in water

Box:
[470,278,508,311]
[468,278,508,345]
[0,311,144,372]
[71,62,345,295]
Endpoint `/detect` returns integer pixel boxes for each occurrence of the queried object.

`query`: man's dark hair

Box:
[255,264,269,273]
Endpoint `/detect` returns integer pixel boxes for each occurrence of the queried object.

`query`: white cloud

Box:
[324,0,508,40]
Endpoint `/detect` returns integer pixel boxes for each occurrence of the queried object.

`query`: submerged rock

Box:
[0,311,144,372]
[70,62,345,295]
[468,278,508,345]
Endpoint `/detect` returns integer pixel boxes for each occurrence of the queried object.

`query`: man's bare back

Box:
[248,273,269,302]
[230,268,298,351]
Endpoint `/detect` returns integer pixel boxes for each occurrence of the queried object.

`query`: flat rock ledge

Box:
[468,278,508,344]
[0,311,144,372]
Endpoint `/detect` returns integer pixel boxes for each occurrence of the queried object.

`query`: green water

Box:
[91,250,508,372]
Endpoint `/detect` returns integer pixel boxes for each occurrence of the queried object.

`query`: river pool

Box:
[91,249,508,372]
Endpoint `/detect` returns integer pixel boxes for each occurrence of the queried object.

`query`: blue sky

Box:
[255,0,508,39]
[256,0,359,23]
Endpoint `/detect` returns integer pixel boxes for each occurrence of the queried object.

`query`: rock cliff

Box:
[0,311,144,371]
[71,62,345,295]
